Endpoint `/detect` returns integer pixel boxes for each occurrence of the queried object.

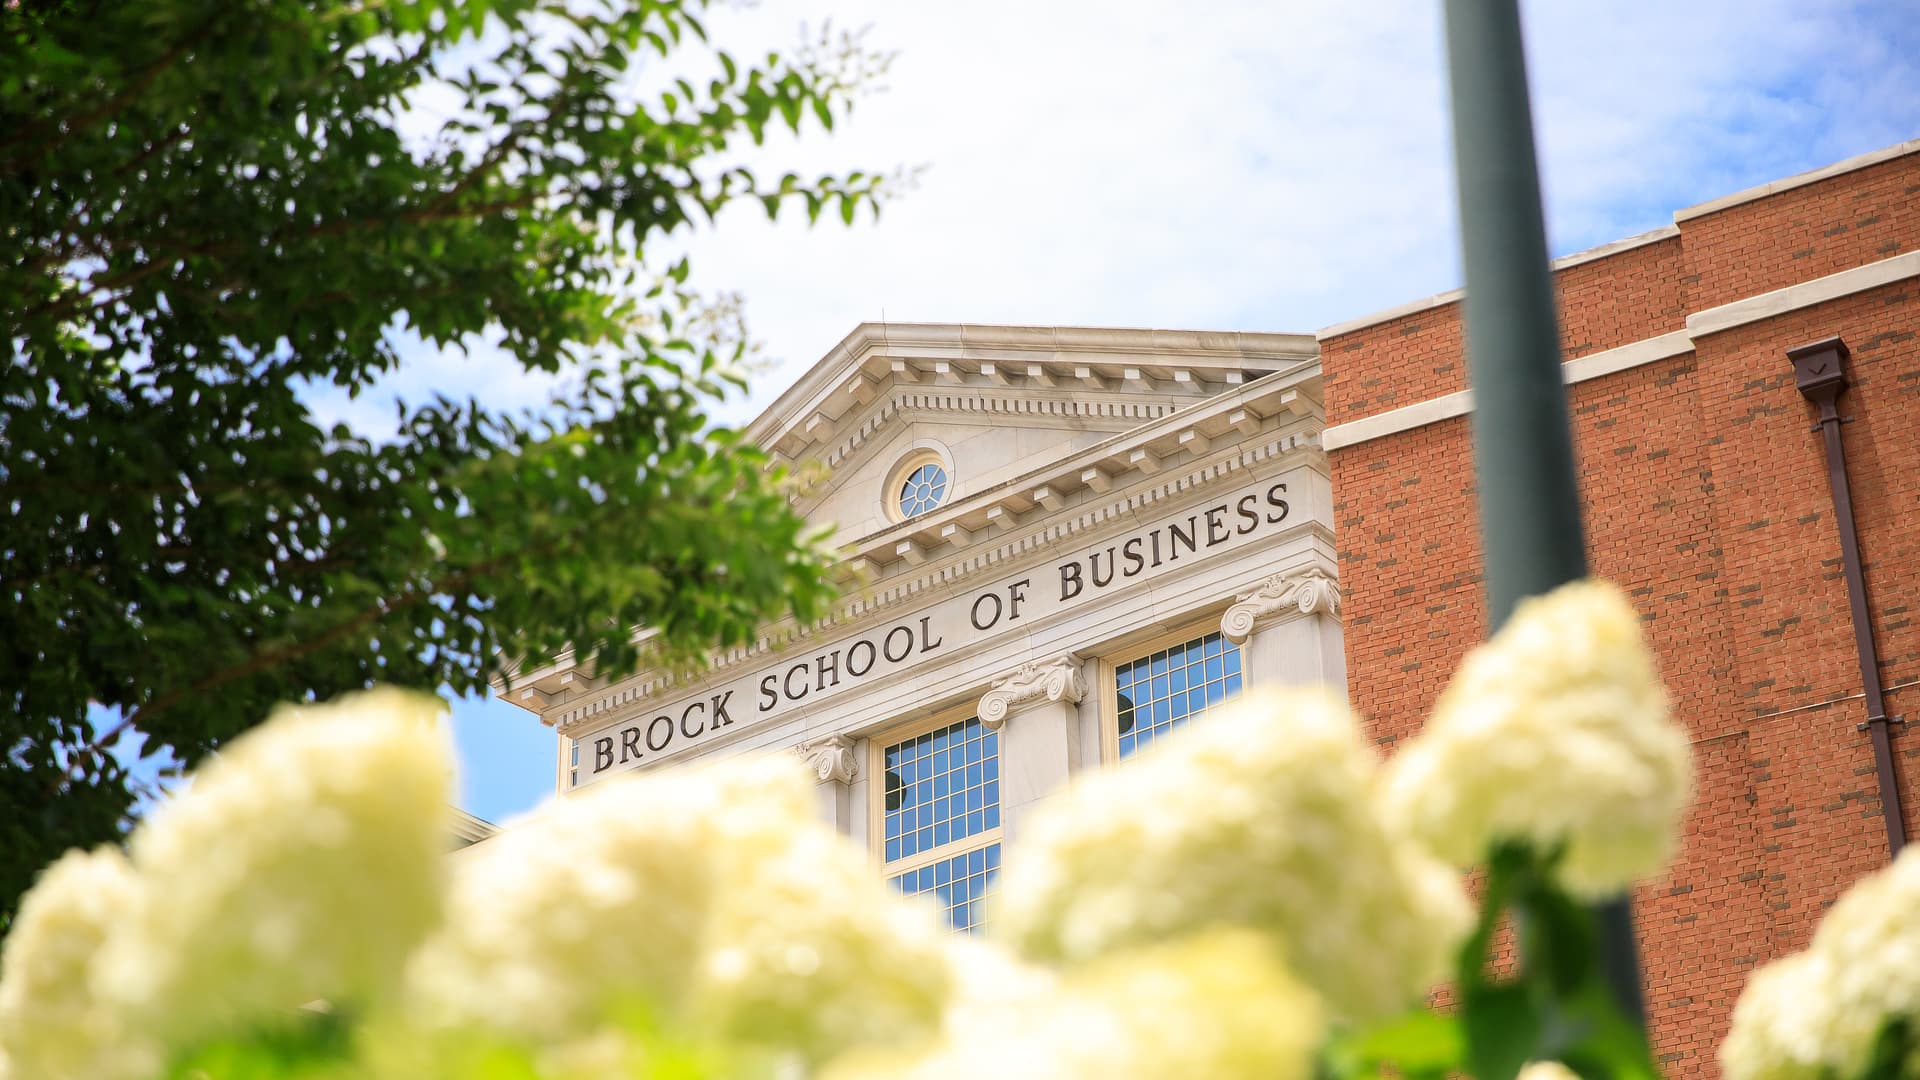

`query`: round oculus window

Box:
[898,462,948,519]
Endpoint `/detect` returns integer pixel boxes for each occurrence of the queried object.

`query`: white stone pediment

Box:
[497,323,1329,729]
[747,324,1317,542]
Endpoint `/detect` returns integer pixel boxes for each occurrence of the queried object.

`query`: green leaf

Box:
[0,0,892,928]
[1545,982,1660,1080]
[1463,983,1543,1080]
[1514,865,1596,995]
[1324,1010,1464,1080]
[1854,1017,1914,1080]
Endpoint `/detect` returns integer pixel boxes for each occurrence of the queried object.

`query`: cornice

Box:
[1673,137,1920,222]
[448,808,499,848]
[747,322,1317,459]
[806,384,1186,480]
[516,356,1327,730]
[547,421,1326,734]
[842,362,1322,567]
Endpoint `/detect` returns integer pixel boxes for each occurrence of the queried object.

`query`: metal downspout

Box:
[1787,336,1908,857]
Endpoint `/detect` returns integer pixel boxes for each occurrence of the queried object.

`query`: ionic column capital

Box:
[1221,566,1342,644]
[796,733,858,785]
[978,653,1087,729]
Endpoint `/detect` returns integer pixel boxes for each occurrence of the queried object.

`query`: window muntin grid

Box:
[890,843,1001,935]
[898,462,948,519]
[567,741,579,787]
[1115,630,1243,759]
[882,718,999,863]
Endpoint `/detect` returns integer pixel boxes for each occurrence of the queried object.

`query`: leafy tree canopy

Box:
[2,0,886,924]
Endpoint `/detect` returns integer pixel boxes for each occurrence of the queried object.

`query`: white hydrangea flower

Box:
[1723,849,1920,1080]
[406,757,782,1040]
[696,812,953,1063]
[1380,579,1692,896]
[409,755,952,1063]
[96,687,453,1049]
[1519,1062,1582,1080]
[823,930,1322,1080]
[1720,951,1839,1080]
[995,685,1470,1021]
[0,848,156,1080]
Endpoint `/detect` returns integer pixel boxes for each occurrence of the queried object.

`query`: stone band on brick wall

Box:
[1324,249,1919,451]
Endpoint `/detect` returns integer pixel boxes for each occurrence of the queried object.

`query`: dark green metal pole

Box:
[1440,0,1649,1028]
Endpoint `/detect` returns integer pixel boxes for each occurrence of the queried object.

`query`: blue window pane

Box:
[969,847,986,875]
[1115,633,1247,759]
[984,804,1000,828]
[900,463,950,518]
[984,758,998,782]
[886,838,900,861]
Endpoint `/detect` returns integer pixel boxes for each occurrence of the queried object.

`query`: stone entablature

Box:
[495,322,1345,802]
[509,360,1327,730]
[563,464,1329,778]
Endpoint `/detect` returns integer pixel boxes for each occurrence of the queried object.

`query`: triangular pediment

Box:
[497,323,1326,722]
[746,323,1318,542]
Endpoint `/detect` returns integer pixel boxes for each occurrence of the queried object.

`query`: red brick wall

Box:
[1326,147,1920,1078]
[1680,153,1920,309]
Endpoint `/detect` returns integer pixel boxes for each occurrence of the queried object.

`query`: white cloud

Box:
[332,0,1919,432]
[663,0,1920,425]
[323,0,1920,816]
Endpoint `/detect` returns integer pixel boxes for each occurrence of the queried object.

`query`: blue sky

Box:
[295,0,1920,824]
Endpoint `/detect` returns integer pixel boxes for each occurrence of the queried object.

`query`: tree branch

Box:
[2,23,210,175]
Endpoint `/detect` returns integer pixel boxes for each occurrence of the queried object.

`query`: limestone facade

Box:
[497,324,1344,879]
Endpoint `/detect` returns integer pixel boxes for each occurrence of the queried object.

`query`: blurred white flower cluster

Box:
[1721,848,1920,1080]
[407,754,953,1066]
[825,930,1323,1080]
[24,577,1912,1080]
[1380,579,1693,896]
[0,687,453,1079]
[996,685,1469,1021]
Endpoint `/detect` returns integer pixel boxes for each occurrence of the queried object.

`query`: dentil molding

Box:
[796,734,858,785]
[978,653,1087,729]
[1220,566,1341,643]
